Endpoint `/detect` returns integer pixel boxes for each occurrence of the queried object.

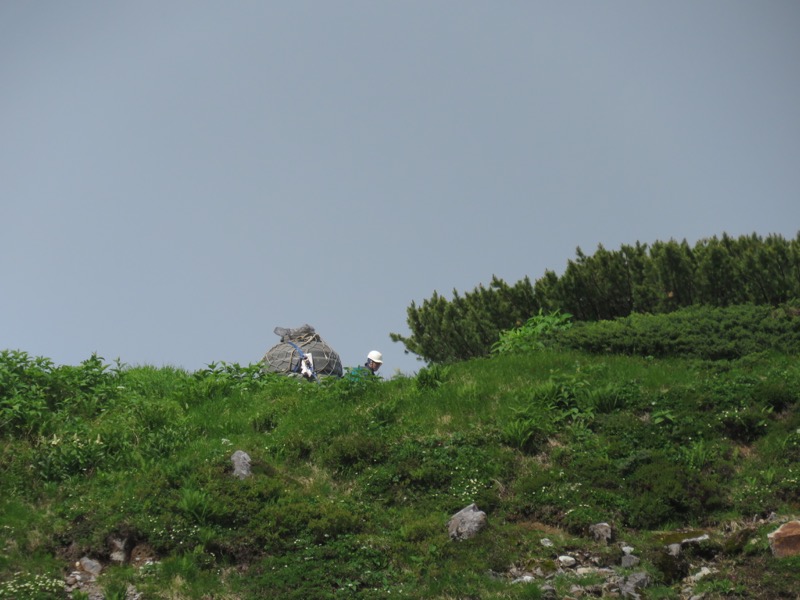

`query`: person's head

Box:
[366,350,383,372]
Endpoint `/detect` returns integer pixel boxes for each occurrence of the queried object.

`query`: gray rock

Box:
[576,566,613,576]
[621,554,640,568]
[589,522,613,544]
[447,503,487,541]
[682,533,710,545]
[231,450,252,479]
[685,566,716,583]
[558,555,577,568]
[78,556,102,576]
[667,543,682,556]
[620,571,650,599]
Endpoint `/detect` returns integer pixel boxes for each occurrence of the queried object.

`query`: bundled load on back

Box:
[262,324,343,380]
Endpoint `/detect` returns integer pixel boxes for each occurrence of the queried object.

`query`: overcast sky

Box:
[2,1,799,376]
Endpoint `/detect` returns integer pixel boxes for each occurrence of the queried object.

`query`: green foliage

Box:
[0,571,65,599]
[2,345,800,598]
[102,579,130,600]
[177,487,220,525]
[414,363,451,390]
[394,232,800,362]
[491,309,573,355]
[391,275,539,363]
[244,534,395,599]
[555,303,800,359]
[624,455,726,528]
[0,350,120,438]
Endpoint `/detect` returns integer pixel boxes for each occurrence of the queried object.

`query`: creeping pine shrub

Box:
[320,431,388,476]
[751,378,799,412]
[510,469,572,524]
[244,534,393,599]
[718,405,773,443]
[623,454,727,528]
[554,304,800,359]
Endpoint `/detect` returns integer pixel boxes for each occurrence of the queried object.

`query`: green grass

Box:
[1,344,799,598]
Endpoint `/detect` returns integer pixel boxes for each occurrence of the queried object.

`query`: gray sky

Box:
[2,1,799,376]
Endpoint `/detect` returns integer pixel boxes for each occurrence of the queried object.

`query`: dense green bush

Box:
[0,351,121,439]
[554,303,800,359]
[394,232,800,362]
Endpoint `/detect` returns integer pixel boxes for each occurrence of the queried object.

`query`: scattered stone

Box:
[576,566,614,576]
[231,450,252,479]
[540,537,554,547]
[621,545,635,555]
[558,555,577,568]
[540,584,557,599]
[589,522,613,544]
[447,503,487,541]
[512,575,535,584]
[685,566,716,583]
[667,543,682,556]
[78,556,102,576]
[767,520,800,558]
[682,533,710,545]
[621,554,640,568]
[620,572,650,599]
[126,584,144,600]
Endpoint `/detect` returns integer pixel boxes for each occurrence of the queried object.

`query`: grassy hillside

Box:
[1,343,799,598]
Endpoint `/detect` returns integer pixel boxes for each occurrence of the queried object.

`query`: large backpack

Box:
[262,324,343,379]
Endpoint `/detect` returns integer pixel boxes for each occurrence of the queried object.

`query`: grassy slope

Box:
[1,350,799,599]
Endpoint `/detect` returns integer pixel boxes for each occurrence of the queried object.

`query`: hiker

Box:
[364,350,383,374]
[343,350,384,381]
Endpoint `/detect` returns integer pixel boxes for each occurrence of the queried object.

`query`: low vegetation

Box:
[392,232,800,362]
[2,304,800,598]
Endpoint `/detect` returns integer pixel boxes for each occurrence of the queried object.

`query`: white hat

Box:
[367,350,383,364]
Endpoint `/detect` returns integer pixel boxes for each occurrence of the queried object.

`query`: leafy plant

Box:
[415,363,450,390]
[492,309,573,355]
[177,487,218,525]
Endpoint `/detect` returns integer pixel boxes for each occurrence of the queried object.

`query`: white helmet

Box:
[367,350,383,364]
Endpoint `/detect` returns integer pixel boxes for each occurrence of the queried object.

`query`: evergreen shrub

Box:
[555,304,800,359]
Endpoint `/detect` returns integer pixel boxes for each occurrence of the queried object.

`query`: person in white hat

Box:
[364,350,383,375]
